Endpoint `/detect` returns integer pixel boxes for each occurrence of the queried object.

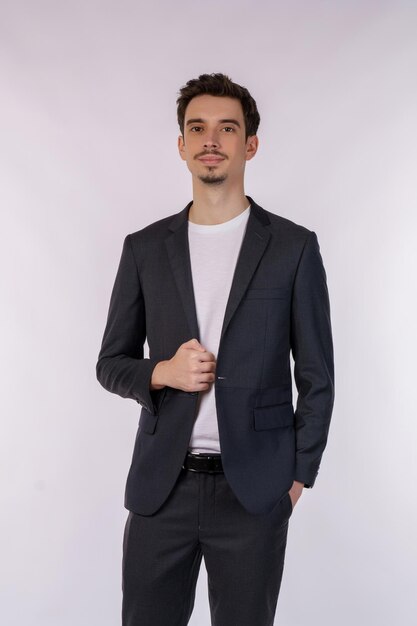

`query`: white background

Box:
[1,1,416,624]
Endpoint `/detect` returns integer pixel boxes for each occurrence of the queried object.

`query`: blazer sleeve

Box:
[290,230,335,488]
[96,234,161,415]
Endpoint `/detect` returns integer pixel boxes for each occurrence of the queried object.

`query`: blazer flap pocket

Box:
[139,408,159,434]
[253,403,294,431]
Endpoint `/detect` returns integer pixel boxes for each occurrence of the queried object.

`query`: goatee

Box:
[198,173,227,185]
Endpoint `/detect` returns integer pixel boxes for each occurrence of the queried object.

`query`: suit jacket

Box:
[96,195,335,516]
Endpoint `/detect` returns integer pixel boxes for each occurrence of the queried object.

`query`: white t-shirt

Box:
[187,204,251,453]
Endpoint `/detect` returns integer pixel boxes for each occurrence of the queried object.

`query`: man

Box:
[96,72,334,626]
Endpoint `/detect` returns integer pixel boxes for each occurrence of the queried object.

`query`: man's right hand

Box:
[150,338,216,393]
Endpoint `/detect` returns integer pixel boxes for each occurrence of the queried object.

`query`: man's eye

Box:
[222,127,234,132]
[190,127,202,132]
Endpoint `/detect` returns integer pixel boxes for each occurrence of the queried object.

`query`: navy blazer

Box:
[96,196,335,515]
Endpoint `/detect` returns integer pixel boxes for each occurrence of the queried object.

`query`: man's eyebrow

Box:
[185,118,241,128]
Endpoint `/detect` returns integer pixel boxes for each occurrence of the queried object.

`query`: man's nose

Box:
[204,133,220,148]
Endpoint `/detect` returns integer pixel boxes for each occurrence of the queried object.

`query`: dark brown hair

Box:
[176,73,260,141]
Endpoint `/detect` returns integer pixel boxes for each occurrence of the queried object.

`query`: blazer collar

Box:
[167,195,271,232]
[164,195,271,346]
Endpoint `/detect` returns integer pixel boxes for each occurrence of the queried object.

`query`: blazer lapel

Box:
[164,196,271,347]
[219,201,271,344]
[164,200,200,342]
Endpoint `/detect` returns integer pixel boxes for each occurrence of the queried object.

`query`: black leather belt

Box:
[182,451,223,473]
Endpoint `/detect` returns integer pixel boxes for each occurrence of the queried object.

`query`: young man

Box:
[96,72,335,626]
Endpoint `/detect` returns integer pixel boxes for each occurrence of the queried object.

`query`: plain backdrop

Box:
[1,1,416,624]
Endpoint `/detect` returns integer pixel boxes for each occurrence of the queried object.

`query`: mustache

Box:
[197,152,226,158]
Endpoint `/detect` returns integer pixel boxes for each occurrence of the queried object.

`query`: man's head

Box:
[177,73,260,187]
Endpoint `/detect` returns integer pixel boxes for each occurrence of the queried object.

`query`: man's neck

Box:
[188,187,250,225]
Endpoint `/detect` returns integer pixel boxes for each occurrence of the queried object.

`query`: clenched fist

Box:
[150,338,216,393]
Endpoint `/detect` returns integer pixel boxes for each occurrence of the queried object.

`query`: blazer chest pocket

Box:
[244,287,289,300]
[139,408,159,434]
[253,402,294,431]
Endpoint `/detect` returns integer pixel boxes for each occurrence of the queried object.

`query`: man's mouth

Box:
[198,156,225,164]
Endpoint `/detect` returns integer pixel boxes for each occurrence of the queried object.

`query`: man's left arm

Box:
[290,230,335,492]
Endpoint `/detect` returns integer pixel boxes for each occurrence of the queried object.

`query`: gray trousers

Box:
[122,466,293,626]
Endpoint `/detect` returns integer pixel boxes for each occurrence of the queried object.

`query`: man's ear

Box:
[245,135,259,161]
[178,134,186,161]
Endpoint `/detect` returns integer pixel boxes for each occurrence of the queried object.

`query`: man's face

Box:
[178,94,258,186]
